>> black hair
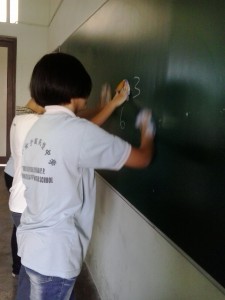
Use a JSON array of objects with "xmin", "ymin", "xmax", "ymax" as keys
[{"xmin": 30, "ymin": 53, "xmax": 92, "ymax": 106}]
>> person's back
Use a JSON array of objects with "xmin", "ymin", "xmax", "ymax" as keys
[
  {"xmin": 16, "ymin": 52, "xmax": 154, "ymax": 300},
  {"xmin": 20, "ymin": 104, "xmax": 131, "ymax": 279}
]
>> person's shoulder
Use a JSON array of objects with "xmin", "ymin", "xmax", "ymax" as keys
[
  {"xmin": 76, "ymin": 116, "xmax": 101, "ymax": 130},
  {"xmin": 66, "ymin": 116, "xmax": 100, "ymax": 136},
  {"xmin": 12, "ymin": 113, "xmax": 39, "ymax": 126},
  {"xmin": 67, "ymin": 115, "xmax": 90, "ymax": 126}
]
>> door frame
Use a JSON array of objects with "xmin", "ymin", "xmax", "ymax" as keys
[{"xmin": 0, "ymin": 36, "xmax": 17, "ymax": 164}]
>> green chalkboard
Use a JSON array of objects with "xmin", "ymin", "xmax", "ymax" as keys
[{"xmin": 61, "ymin": 0, "xmax": 225, "ymax": 290}]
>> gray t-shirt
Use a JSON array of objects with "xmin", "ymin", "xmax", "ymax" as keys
[{"xmin": 17, "ymin": 105, "xmax": 131, "ymax": 279}]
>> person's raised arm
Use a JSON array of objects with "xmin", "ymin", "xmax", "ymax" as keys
[
  {"xmin": 90, "ymin": 79, "xmax": 130, "ymax": 126},
  {"xmin": 78, "ymin": 80, "xmax": 130, "ymax": 126},
  {"xmin": 125, "ymin": 109, "xmax": 155, "ymax": 168}
]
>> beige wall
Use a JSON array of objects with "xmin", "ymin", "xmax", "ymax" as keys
[
  {"xmin": 0, "ymin": 22, "xmax": 48, "ymax": 106},
  {"xmin": 48, "ymin": 0, "xmax": 107, "ymax": 51},
  {"xmin": 87, "ymin": 175, "xmax": 225, "ymax": 300}
]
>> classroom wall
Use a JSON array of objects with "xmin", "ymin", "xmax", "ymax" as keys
[{"xmin": 48, "ymin": 1, "xmax": 225, "ymax": 299}]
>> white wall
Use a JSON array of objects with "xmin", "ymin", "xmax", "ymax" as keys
[
  {"xmin": 0, "ymin": 22, "xmax": 48, "ymax": 106},
  {"xmin": 47, "ymin": 1, "xmax": 225, "ymax": 300},
  {"xmin": 48, "ymin": 0, "xmax": 107, "ymax": 51},
  {"xmin": 86, "ymin": 175, "xmax": 225, "ymax": 300}
]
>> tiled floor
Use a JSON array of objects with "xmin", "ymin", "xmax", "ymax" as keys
[{"xmin": 0, "ymin": 167, "xmax": 100, "ymax": 300}]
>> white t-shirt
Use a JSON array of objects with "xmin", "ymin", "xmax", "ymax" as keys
[
  {"xmin": 4, "ymin": 106, "xmax": 36, "ymax": 178},
  {"xmin": 17, "ymin": 105, "xmax": 131, "ymax": 279},
  {"xmin": 4, "ymin": 155, "xmax": 14, "ymax": 177},
  {"xmin": 9, "ymin": 114, "xmax": 39, "ymax": 213}
]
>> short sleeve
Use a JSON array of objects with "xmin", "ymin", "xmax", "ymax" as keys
[
  {"xmin": 4, "ymin": 156, "xmax": 14, "ymax": 176},
  {"xmin": 78, "ymin": 122, "xmax": 131, "ymax": 170}
]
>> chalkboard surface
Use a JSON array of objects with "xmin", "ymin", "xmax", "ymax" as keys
[{"xmin": 61, "ymin": 0, "xmax": 225, "ymax": 290}]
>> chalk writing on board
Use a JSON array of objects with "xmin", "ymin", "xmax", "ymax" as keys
[
  {"xmin": 120, "ymin": 106, "xmax": 126, "ymax": 129},
  {"xmin": 133, "ymin": 76, "xmax": 141, "ymax": 99},
  {"xmin": 119, "ymin": 76, "xmax": 141, "ymax": 129}
]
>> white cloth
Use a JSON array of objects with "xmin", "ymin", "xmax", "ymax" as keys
[
  {"xmin": 17, "ymin": 105, "xmax": 131, "ymax": 279},
  {"xmin": 9, "ymin": 114, "xmax": 39, "ymax": 213}
]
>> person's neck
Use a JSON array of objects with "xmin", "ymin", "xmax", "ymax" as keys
[
  {"xmin": 63, "ymin": 98, "xmax": 85, "ymax": 115},
  {"xmin": 62, "ymin": 102, "xmax": 76, "ymax": 113},
  {"xmin": 26, "ymin": 99, "xmax": 45, "ymax": 114}
]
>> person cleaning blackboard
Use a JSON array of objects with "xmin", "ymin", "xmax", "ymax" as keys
[
  {"xmin": 5, "ymin": 80, "xmax": 123, "ymax": 283},
  {"xmin": 16, "ymin": 52, "xmax": 155, "ymax": 300},
  {"xmin": 8, "ymin": 81, "xmax": 135, "ymax": 300}
]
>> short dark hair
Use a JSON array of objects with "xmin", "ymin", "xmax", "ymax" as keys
[{"xmin": 30, "ymin": 53, "xmax": 92, "ymax": 106}]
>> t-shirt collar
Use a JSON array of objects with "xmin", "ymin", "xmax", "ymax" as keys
[{"xmin": 45, "ymin": 105, "xmax": 75, "ymax": 117}]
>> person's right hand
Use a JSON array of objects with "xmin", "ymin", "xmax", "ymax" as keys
[{"xmin": 112, "ymin": 79, "xmax": 130, "ymax": 107}]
